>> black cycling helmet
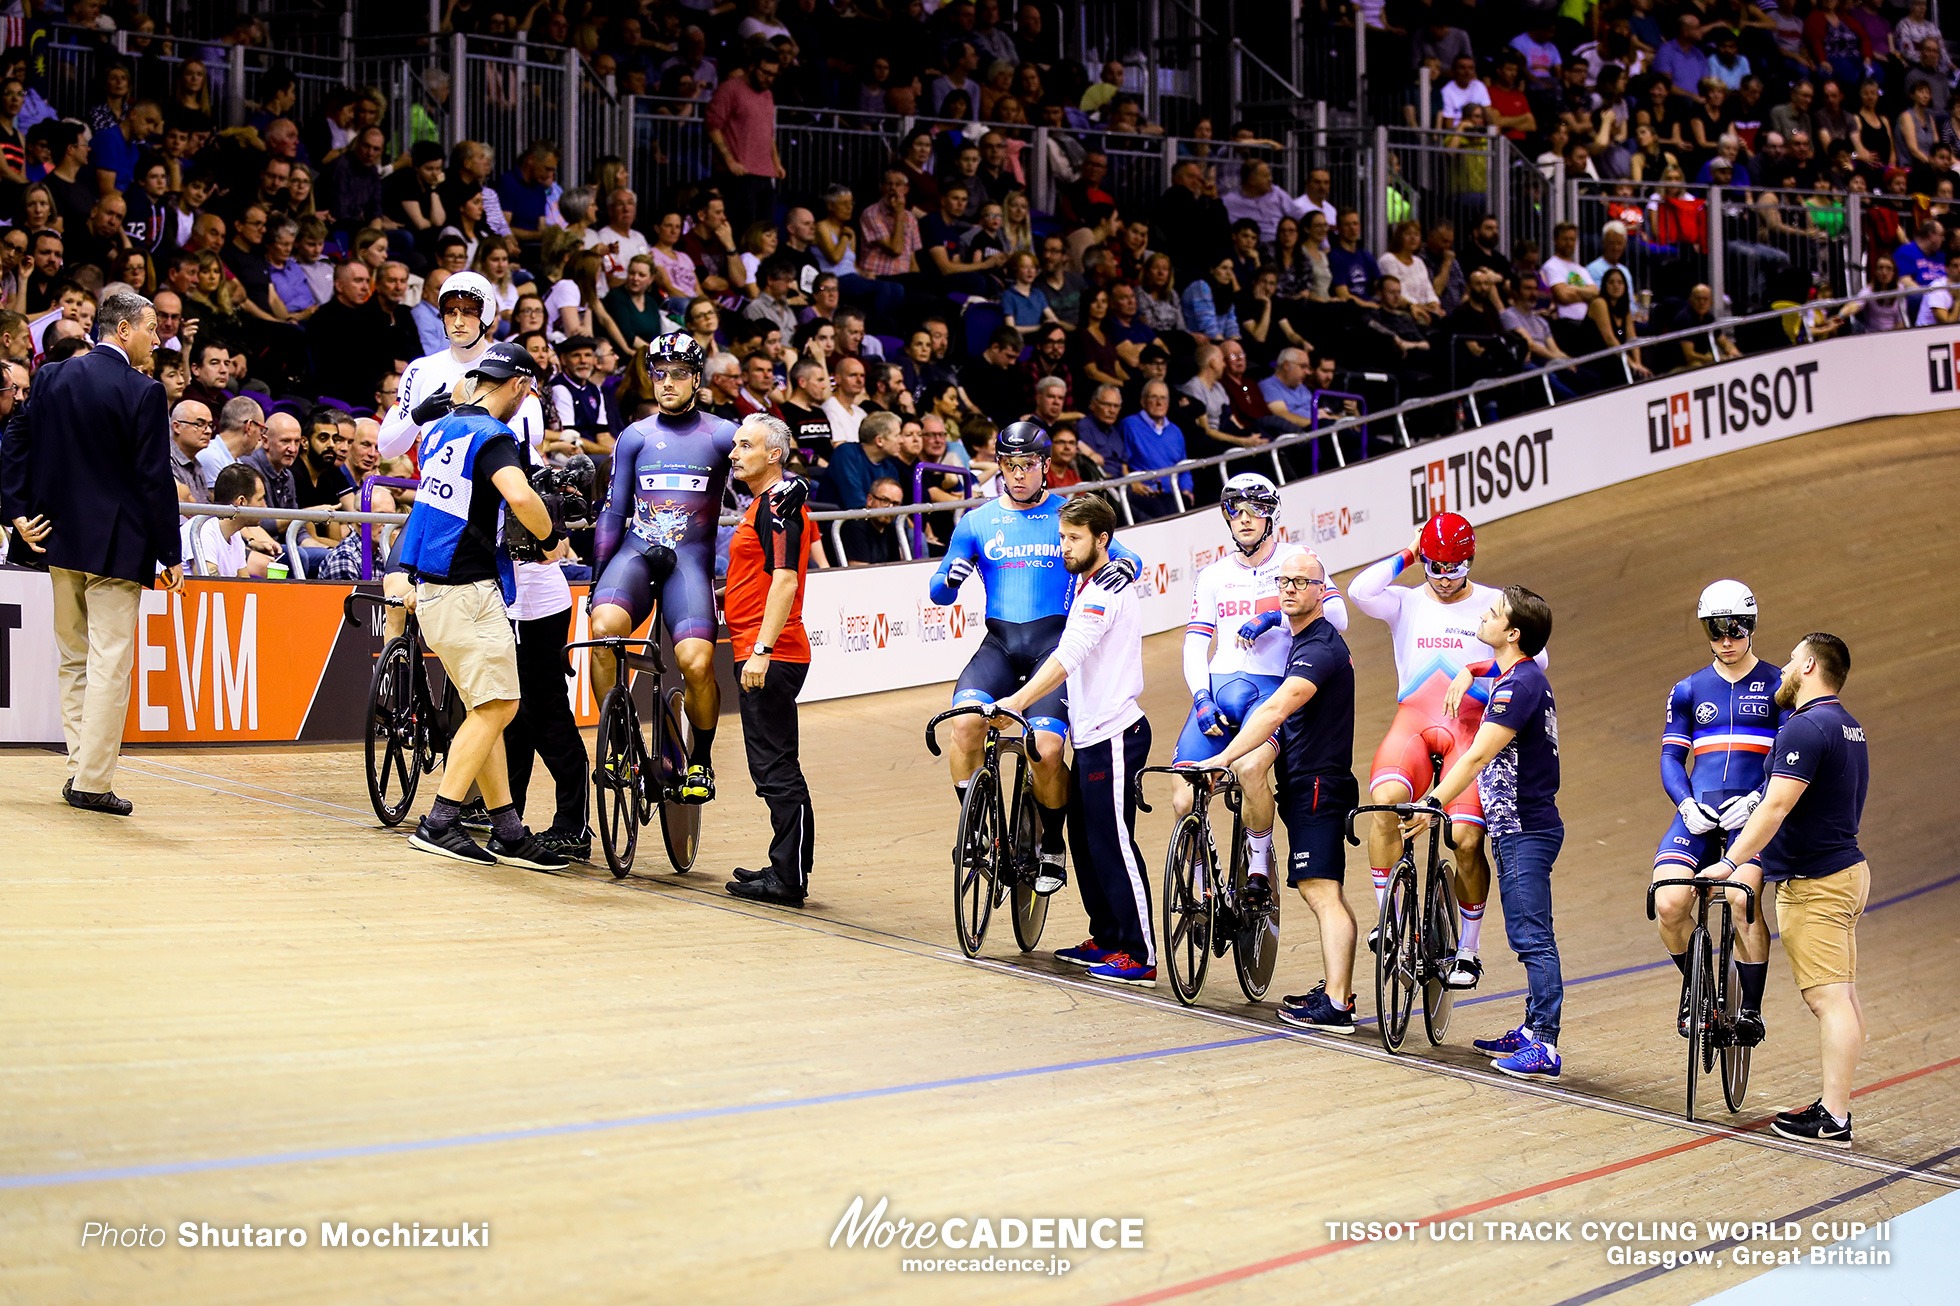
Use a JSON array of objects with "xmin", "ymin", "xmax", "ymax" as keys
[
  {"xmin": 465, "ymin": 341, "xmax": 543, "ymax": 385},
  {"xmin": 996, "ymin": 420, "xmax": 1051, "ymax": 458},
  {"xmin": 648, "ymin": 329, "xmax": 707, "ymax": 372}
]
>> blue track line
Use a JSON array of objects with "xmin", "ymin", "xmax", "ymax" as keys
[{"xmin": 0, "ymin": 1034, "xmax": 1279, "ymax": 1191}]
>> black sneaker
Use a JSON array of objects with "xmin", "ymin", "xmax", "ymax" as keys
[
  {"xmin": 458, "ymin": 799, "xmax": 493, "ymax": 832},
  {"xmin": 1281, "ymin": 981, "xmax": 1327, "ymax": 1007},
  {"xmin": 1731, "ymin": 1008, "xmax": 1766, "ymax": 1048},
  {"xmin": 488, "ymin": 830, "xmax": 570, "ymax": 871},
  {"xmin": 731, "ymin": 866, "xmax": 767, "ymax": 883},
  {"xmin": 1771, "ymin": 1100, "xmax": 1852, "ymax": 1148},
  {"xmin": 726, "ymin": 873, "xmax": 805, "ymax": 906},
  {"xmin": 1242, "ymin": 872, "xmax": 1273, "ymax": 911},
  {"xmin": 409, "ymin": 817, "xmax": 496, "ymax": 865},
  {"xmin": 1277, "ymin": 988, "xmax": 1357, "ymax": 1034},
  {"xmin": 537, "ymin": 827, "xmax": 591, "ymax": 863}
]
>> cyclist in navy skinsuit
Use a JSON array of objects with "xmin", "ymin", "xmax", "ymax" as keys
[{"xmin": 589, "ymin": 332, "xmax": 737, "ymax": 804}]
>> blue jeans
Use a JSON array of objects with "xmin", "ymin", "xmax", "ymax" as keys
[{"xmin": 1492, "ymin": 827, "xmax": 1565, "ymax": 1045}]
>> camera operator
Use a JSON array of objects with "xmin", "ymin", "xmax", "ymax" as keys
[
  {"xmin": 395, "ymin": 342, "xmax": 567, "ymax": 872},
  {"xmin": 503, "ymin": 454, "xmax": 597, "ymax": 862}
]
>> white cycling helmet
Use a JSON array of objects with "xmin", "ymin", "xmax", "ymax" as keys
[
  {"xmin": 1697, "ymin": 579, "xmax": 1757, "ymax": 639},
  {"xmin": 1220, "ymin": 471, "xmax": 1281, "ymax": 555},
  {"xmin": 437, "ymin": 270, "xmax": 499, "ymax": 333}
]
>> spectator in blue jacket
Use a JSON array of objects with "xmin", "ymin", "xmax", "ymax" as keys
[
  {"xmin": 1181, "ymin": 255, "xmax": 1241, "ymax": 342},
  {"xmin": 1116, "ymin": 378, "xmax": 1189, "ymax": 519}
]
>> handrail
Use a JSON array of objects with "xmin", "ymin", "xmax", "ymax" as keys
[
  {"xmin": 358, "ymin": 475, "xmax": 418, "ymax": 581},
  {"xmin": 910, "ymin": 461, "xmax": 974, "ymax": 558},
  {"xmin": 169, "ymin": 286, "xmax": 1916, "ymax": 553}
]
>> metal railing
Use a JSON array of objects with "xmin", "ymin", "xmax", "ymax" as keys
[{"xmin": 164, "ymin": 285, "xmax": 1923, "ymax": 579}]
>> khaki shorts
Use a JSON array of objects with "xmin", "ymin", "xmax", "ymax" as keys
[
  {"xmin": 415, "ymin": 580, "xmax": 520, "ymax": 709},
  {"xmin": 1776, "ymin": 863, "xmax": 1870, "ymax": 991}
]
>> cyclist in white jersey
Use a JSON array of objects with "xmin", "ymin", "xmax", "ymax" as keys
[
  {"xmin": 1347, "ymin": 512, "xmax": 1545, "ymax": 989},
  {"xmin": 1172, "ymin": 473, "xmax": 1348, "ymax": 895}
]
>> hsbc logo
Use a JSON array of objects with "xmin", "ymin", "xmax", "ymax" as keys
[
  {"xmin": 1312, "ymin": 505, "xmax": 1367, "ymax": 544},
  {"xmin": 1411, "ymin": 430, "xmax": 1553, "ymax": 524},
  {"xmin": 1929, "ymin": 342, "xmax": 1960, "ymax": 392},
  {"xmin": 1647, "ymin": 361, "xmax": 1819, "ymax": 452}
]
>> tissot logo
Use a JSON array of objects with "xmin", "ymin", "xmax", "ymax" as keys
[
  {"xmin": 1646, "ymin": 361, "xmax": 1819, "ymax": 452},
  {"xmin": 1410, "ymin": 430, "xmax": 1553, "ymax": 524},
  {"xmin": 1928, "ymin": 342, "xmax": 1960, "ymax": 392}
]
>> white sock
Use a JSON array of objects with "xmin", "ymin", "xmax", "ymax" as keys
[
  {"xmin": 1247, "ymin": 826, "xmax": 1273, "ymax": 879},
  {"xmin": 1371, "ymin": 866, "xmax": 1389, "ymax": 909},
  {"xmin": 1829, "ymin": 1107, "xmax": 1849, "ymax": 1127},
  {"xmin": 1458, "ymin": 900, "xmax": 1485, "ymax": 958},
  {"xmin": 1539, "ymin": 1040, "xmax": 1558, "ymax": 1060}
]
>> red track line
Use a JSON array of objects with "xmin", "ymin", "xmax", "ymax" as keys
[{"xmin": 1101, "ymin": 1053, "xmax": 1960, "ymax": 1306}]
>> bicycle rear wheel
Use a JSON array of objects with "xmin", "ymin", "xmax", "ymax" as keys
[
  {"xmin": 952, "ymin": 769, "xmax": 998, "ymax": 957},
  {"xmin": 1375, "ymin": 861, "xmax": 1419, "ymax": 1053},
  {"xmin": 593, "ymin": 685, "xmax": 642, "ymax": 878},
  {"xmin": 1160, "ymin": 815, "xmax": 1214, "ymax": 1005},
  {"xmin": 1685, "ymin": 926, "xmax": 1711, "ymax": 1120},
  {"xmin": 658, "ymin": 687, "xmax": 700, "ymax": 874},
  {"xmin": 1008, "ymin": 780, "xmax": 1048, "ymax": 952},
  {"xmin": 363, "ymin": 636, "xmax": 420, "ymax": 826},
  {"xmin": 1422, "ymin": 859, "xmax": 1461, "ymax": 1046},
  {"xmin": 1232, "ymin": 819, "xmax": 1280, "ymax": 1003}
]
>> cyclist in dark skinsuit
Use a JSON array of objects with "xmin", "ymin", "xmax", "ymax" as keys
[{"xmin": 590, "ymin": 332, "xmax": 737, "ymax": 802}]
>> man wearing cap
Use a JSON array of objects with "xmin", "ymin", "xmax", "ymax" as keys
[{"xmin": 396, "ymin": 342, "xmax": 566, "ymax": 871}]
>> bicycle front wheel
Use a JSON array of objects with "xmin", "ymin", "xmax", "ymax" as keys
[
  {"xmin": 593, "ymin": 685, "xmax": 642, "ymax": 878},
  {"xmin": 1720, "ymin": 922, "xmax": 1752, "ymax": 1112},
  {"xmin": 1422, "ymin": 859, "xmax": 1461, "ymax": 1045},
  {"xmin": 363, "ymin": 636, "xmax": 420, "ymax": 826},
  {"xmin": 1007, "ymin": 781, "xmax": 1048, "ymax": 952},
  {"xmin": 1685, "ymin": 926, "xmax": 1711, "ymax": 1121},
  {"xmin": 1161, "ymin": 815, "xmax": 1214, "ymax": 1005},
  {"xmin": 952, "ymin": 769, "xmax": 998, "ymax": 957},
  {"xmin": 1375, "ymin": 861, "xmax": 1419, "ymax": 1053}
]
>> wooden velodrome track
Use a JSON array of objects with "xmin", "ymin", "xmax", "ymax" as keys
[{"xmin": 4, "ymin": 412, "xmax": 1958, "ymax": 1305}]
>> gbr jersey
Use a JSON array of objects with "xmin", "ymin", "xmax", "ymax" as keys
[{"xmin": 1182, "ymin": 543, "xmax": 1348, "ymax": 692}]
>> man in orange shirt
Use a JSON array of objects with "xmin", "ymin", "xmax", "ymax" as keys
[{"xmin": 723, "ymin": 412, "xmax": 817, "ymax": 906}]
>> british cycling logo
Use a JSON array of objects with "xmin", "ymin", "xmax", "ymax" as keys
[
  {"xmin": 1927, "ymin": 341, "xmax": 1960, "ymax": 392},
  {"xmin": 1312, "ymin": 504, "xmax": 1368, "ymax": 544},
  {"xmin": 838, "ymin": 610, "xmax": 903, "ymax": 654},
  {"xmin": 1411, "ymin": 430, "xmax": 1553, "ymax": 525},
  {"xmin": 1645, "ymin": 361, "xmax": 1819, "ymax": 453}
]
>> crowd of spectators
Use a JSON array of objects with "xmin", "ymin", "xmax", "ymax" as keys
[{"xmin": 3, "ymin": 0, "xmax": 1957, "ymax": 574}]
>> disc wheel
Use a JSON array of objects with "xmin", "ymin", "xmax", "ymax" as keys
[
  {"xmin": 363, "ymin": 637, "xmax": 420, "ymax": 826},
  {"xmin": 1232, "ymin": 822, "xmax": 1280, "ymax": 1003},
  {"xmin": 1720, "ymin": 940, "xmax": 1752, "ymax": 1112},
  {"xmin": 1160, "ymin": 815, "xmax": 1214, "ymax": 1006},
  {"xmin": 593, "ymin": 685, "xmax": 642, "ymax": 879},
  {"xmin": 1375, "ymin": 861, "xmax": 1419, "ymax": 1053},
  {"xmin": 1685, "ymin": 928, "xmax": 1710, "ymax": 1120},
  {"xmin": 658, "ymin": 687, "xmax": 700, "ymax": 874},
  {"xmin": 952, "ymin": 769, "xmax": 998, "ymax": 957},
  {"xmin": 1422, "ymin": 860, "xmax": 1461, "ymax": 1045},
  {"xmin": 1008, "ymin": 782, "xmax": 1048, "ymax": 953}
]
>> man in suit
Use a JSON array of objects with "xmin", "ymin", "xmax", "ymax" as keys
[{"xmin": 1, "ymin": 289, "xmax": 184, "ymax": 815}]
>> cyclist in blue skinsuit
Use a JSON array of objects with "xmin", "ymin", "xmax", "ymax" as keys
[
  {"xmin": 590, "ymin": 332, "xmax": 737, "ymax": 803},
  {"xmin": 1649, "ymin": 580, "xmax": 1784, "ymax": 1049},
  {"xmin": 929, "ymin": 421, "xmax": 1140, "ymax": 896}
]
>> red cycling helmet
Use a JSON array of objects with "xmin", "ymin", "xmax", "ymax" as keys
[{"xmin": 1419, "ymin": 512, "xmax": 1475, "ymax": 564}]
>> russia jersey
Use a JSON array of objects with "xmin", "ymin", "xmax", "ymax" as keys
[
  {"xmin": 927, "ymin": 494, "xmax": 1142, "ymax": 624},
  {"xmin": 1183, "ymin": 543, "xmax": 1349, "ymax": 690},
  {"xmin": 594, "ymin": 408, "xmax": 738, "ymax": 568},
  {"xmin": 1660, "ymin": 660, "xmax": 1785, "ymax": 805},
  {"xmin": 1348, "ymin": 550, "xmax": 1511, "ymax": 708}
]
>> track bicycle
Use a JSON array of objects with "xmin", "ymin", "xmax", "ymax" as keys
[
  {"xmin": 564, "ymin": 636, "xmax": 699, "ymax": 879},
  {"xmin": 1134, "ymin": 765, "xmax": 1281, "ymax": 1006},
  {"xmin": 1647, "ymin": 834, "xmax": 1757, "ymax": 1120},
  {"xmin": 1349, "ymin": 785, "xmax": 1460, "ymax": 1053},
  {"xmin": 343, "ymin": 592, "xmax": 457, "ymax": 826},
  {"xmin": 924, "ymin": 704, "xmax": 1049, "ymax": 958}
]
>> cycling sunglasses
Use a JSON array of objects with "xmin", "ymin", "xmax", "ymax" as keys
[
  {"xmin": 1422, "ymin": 557, "xmax": 1470, "ymax": 580},
  {"xmin": 648, "ymin": 365, "xmax": 698, "ymax": 382},
  {"xmin": 998, "ymin": 454, "xmax": 1045, "ymax": 474},
  {"xmin": 1702, "ymin": 616, "xmax": 1756, "ymax": 640}
]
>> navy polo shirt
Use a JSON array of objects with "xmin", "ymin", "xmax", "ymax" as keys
[
  {"xmin": 1478, "ymin": 657, "xmax": 1562, "ymax": 836},
  {"xmin": 1760, "ymin": 696, "xmax": 1868, "ymax": 882},
  {"xmin": 1275, "ymin": 615, "xmax": 1355, "ymax": 779}
]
